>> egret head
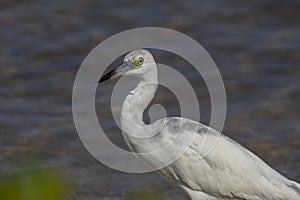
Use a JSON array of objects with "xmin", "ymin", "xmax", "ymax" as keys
[{"xmin": 99, "ymin": 49, "xmax": 156, "ymax": 82}]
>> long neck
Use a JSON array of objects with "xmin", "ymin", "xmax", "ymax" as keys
[{"xmin": 120, "ymin": 67, "xmax": 158, "ymax": 138}]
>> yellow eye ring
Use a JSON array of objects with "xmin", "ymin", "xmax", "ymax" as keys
[{"xmin": 134, "ymin": 57, "xmax": 144, "ymax": 67}]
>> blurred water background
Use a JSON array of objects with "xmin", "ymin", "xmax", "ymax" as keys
[{"xmin": 0, "ymin": 0, "xmax": 299, "ymax": 199}]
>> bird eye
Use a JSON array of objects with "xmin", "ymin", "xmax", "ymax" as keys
[{"xmin": 134, "ymin": 57, "xmax": 144, "ymax": 67}]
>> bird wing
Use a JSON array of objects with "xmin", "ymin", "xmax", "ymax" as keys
[{"xmin": 158, "ymin": 117, "xmax": 300, "ymax": 200}]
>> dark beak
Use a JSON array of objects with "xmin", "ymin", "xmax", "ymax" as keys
[
  {"xmin": 99, "ymin": 62, "xmax": 132, "ymax": 83},
  {"xmin": 99, "ymin": 69, "xmax": 117, "ymax": 83}
]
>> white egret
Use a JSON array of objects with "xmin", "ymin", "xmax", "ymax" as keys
[{"xmin": 99, "ymin": 49, "xmax": 300, "ymax": 200}]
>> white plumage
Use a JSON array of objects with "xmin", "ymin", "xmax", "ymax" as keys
[{"xmin": 99, "ymin": 49, "xmax": 300, "ymax": 200}]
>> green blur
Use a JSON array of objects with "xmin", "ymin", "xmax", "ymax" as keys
[{"xmin": 0, "ymin": 168, "xmax": 69, "ymax": 200}]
